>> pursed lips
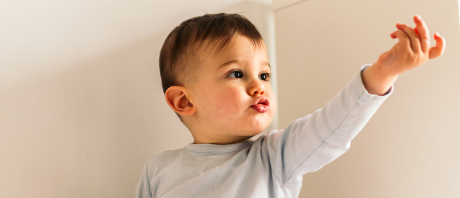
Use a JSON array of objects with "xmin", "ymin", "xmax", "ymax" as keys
[{"xmin": 250, "ymin": 97, "xmax": 269, "ymax": 113}]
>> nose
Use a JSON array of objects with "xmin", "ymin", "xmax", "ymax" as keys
[{"xmin": 248, "ymin": 79, "xmax": 265, "ymax": 96}]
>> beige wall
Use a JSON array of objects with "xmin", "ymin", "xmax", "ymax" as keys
[
  {"xmin": 0, "ymin": 1, "xmax": 274, "ymax": 198},
  {"xmin": 274, "ymin": 0, "xmax": 460, "ymax": 197}
]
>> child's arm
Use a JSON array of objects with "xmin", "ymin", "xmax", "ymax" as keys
[
  {"xmin": 266, "ymin": 64, "xmax": 388, "ymax": 185},
  {"xmin": 264, "ymin": 15, "xmax": 445, "ymax": 186},
  {"xmin": 361, "ymin": 15, "xmax": 445, "ymax": 96}
]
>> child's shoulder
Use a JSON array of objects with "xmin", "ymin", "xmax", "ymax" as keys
[{"xmin": 145, "ymin": 147, "xmax": 184, "ymax": 171}]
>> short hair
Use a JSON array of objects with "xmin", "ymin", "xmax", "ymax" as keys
[{"xmin": 159, "ymin": 12, "xmax": 265, "ymax": 122}]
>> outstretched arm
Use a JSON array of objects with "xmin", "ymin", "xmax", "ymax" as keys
[{"xmin": 362, "ymin": 15, "xmax": 446, "ymax": 96}]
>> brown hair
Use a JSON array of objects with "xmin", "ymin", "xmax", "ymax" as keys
[{"xmin": 159, "ymin": 12, "xmax": 265, "ymax": 121}]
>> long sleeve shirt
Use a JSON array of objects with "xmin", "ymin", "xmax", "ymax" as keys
[{"xmin": 136, "ymin": 64, "xmax": 393, "ymax": 198}]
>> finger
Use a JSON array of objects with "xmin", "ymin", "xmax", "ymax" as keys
[
  {"xmin": 390, "ymin": 30, "xmax": 399, "ymax": 39},
  {"xmin": 429, "ymin": 33, "xmax": 446, "ymax": 59},
  {"xmin": 413, "ymin": 15, "xmax": 430, "ymax": 53},
  {"xmin": 392, "ymin": 30, "xmax": 412, "ymax": 52},
  {"xmin": 396, "ymin": 23, "xmax": 422, "ymax": 54}
]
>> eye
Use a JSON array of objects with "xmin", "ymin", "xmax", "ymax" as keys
[
  {"xmin": 227, "ymin": 70, "xmax": 243, "ymax": 78},
  {"xmin": 260, "ymin": 73, "xmax": 271, "ymax": 81}
]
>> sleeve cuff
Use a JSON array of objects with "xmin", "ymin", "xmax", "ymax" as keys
[
  {"xmin": 359, "ymin": 64, "xmax": 394, "ymax": 97},
  {"xmin": 350, "ymin": 64, "xmax": 394, "ymax": 102}
]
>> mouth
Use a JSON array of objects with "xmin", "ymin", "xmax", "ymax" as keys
[{"xmin": 250, "ymin": 97, "xmax": 269, "ymax": 113}]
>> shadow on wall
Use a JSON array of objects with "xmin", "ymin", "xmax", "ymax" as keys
[{"xmin": 0, "ymin": 30, "xmax": 193, "ymax": 198}]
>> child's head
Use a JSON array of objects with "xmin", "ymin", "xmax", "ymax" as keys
[{"xmin": 160, "ymin": 13, "xmax": 276, "ymax": 144}]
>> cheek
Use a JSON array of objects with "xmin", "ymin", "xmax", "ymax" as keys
[
  {"xmin": 203, "ymin": 86, "xmax": 246, "ymax": 118},
  {"xmin": 215, "ymin": 88, "xmax": 245, "ymax": 115}
]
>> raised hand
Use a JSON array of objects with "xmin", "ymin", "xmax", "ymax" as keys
[{"xmin": 376, "ymin": 15, "xmax": 446, "ymax": 77}]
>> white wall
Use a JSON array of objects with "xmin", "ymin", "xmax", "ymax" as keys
[
  {"xmin": 0, "ymin": 1, "xmax": 274, "ymax": 197},
  {"xmin": 274, "ymin": 0, "xmax": 460, "ymax": 197}
]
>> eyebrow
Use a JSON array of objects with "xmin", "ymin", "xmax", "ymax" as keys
[{"xmin": 218, "ymin": 60, "xmax": 271, "ymax": 70}]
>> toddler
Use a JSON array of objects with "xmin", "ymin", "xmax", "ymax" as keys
[{"xmin": 136, "ymin": 13, "xmax": 445, "ymax": 198}]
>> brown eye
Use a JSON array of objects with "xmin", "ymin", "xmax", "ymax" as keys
[
  {"xmin": 228, "ymin": 71, "xmax": 243, "ymax": 78},
  {"xmin": 260, "ymin": 73, "xmax": 270, "ymax": 81}
]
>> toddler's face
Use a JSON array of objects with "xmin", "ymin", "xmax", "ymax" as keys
[{"xmin": 187, "ymin": 34, "xmax": 276, "ymax": 144}]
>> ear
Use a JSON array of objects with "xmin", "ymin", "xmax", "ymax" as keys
[{"xmin": 165, "ymin": 86, "xmax": 196, "ymax": 116}]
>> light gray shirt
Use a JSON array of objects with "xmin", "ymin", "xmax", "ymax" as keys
[{"xmin": 136, "ymin": 64, "xmax": 393, "ymax": 198}]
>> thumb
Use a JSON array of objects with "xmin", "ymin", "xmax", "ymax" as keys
[{"xmin": 429, "ymin": 33, "xmax": 446, "ymax": 59}]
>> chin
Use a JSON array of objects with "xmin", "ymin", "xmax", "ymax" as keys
[
  {"xmin": 247, "ymin": 123, "xmax": 269, "ymax": 136},
  {"xmin": 250, "ymin": 130, "xmax": 263, "ymax": 136},
  {"xmin": 239, "ymin": 113, "xmax": 273, "ymax": 135}
]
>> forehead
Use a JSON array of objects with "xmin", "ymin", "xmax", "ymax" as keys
[{"xmin": 198, "ymin": 35, "xmax": 268, "ymax": 68}]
